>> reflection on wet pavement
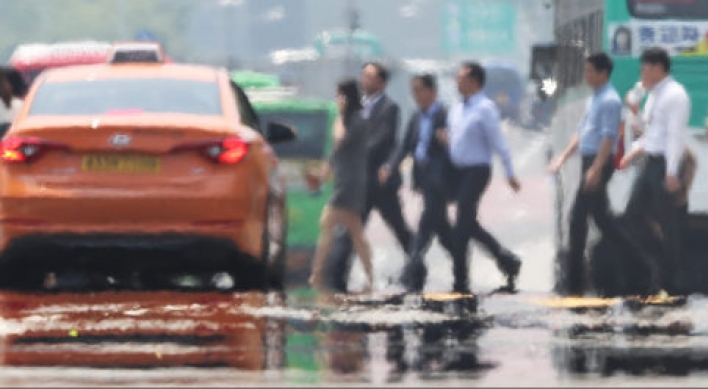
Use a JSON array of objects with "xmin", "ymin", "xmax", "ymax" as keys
[
  {"xmin": 0, "ymin": 289, "xmax": 493, "ymax": 386},
  {"xmin": 0, "ymin": 291, "xmax": 269, "ymax": 369},
  {"xmin": 538, "ymin": 295, "xmax": 708, "ymax": 381},
  {"xmin": 3, "ymin": 289, "xmax": 708, "ymax": 385}
]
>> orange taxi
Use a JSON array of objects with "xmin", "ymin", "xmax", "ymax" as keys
[{"xmin": 0, "ymin": 46, "xmax": 294, "ymax": 291}]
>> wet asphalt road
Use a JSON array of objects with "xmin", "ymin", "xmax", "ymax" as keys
[{"xmin": 2, "ymin": 124, "xmax": 708, "ymax": 387}]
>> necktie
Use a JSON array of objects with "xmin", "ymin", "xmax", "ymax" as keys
[{"xmin": 362, "ymin": 97, "xmax": 374, "ymax": 119}]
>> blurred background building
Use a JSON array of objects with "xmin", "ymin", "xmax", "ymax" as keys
[
  {"xmin": 183, "ymin": 0, "xmax": 555, "ymax": 73},
  {"xmin": 0, "ymin": 0, "xmax": 558, "ymax": 127}
]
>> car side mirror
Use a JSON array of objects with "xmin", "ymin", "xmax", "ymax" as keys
[{"xmin": 266, "ymin": 121, "xmax": 297, "ymax": 143}]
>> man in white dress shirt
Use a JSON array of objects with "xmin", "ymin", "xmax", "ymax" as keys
[{"xmin": 619, "ymin": 47, "xmax": 691, "ymax": 294}]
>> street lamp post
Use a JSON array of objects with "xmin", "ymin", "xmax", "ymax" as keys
[
  {"xmin": 345, "ymin": 0, "xmax": 361, "ymax": 76},
  {"xmin": 219, "ymin": 0, "xmax": 244, "ymax": 69}
]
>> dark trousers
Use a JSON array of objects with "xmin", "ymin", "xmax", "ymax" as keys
[
  {"xmin": 625, "ymin": 155, "xmax": 680, "ymax": 290},
  {"xmin": 325, "ymin": 177, "xmax": 412, "ymax": 285},
  {"xmin": 411, "ymin": 168, "xmax": 455, "ymax": 259},
  {"xmin": 451, "ymin": 165, "xmax": 514, "ymax": 292},
  {"xmin": 400, "ymin": 167, "xmax": 455, "ymax": 290},
  {"xmin": 567, "ymin": 155, "xmax": 658, "ymax": 293},
  {"xmin": 361, "ymin": 179, "xmax": 413, "ymax": 250}
]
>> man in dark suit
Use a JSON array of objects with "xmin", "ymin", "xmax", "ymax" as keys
[
  {"xmin": 324, "ymin": 62, "xmax": 413, "ymax": 291},
  {"xmin": 379, "ymin": 74, "xmax": 454, "ymax": 292}
]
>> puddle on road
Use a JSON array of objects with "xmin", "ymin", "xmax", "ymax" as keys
[
  {"xmin": 0, "ymin": 289, "xmax": 493, "ymax": 386},
  {"xmin": 1, "ymin": 289, "xmax": 708, "ymax": 386}
]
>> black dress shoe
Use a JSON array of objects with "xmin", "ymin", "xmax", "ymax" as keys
[
  {"xmin": 453, "ymin": 280, "xmax": 471, "ymax": 294},
  {"xmin": 400, "ymin": 257, "xmax": 427, "ymax": 293},
  {"xmin": 502, "ymin": 254, "xmax": 522, "ymax": 291}
]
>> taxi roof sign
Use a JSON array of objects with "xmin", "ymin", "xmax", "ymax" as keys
[{"xmin": 108, "ymin": 42, "xmax": 164, "ymax": 64}]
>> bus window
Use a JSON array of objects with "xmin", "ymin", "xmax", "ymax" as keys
[
  {"xmin": 259, "ymin": 110, "xmax": 328, "ymax": 159},
  {"xmin": 628, "ymin": 0, "xmax": 708, "ymax": 19}
]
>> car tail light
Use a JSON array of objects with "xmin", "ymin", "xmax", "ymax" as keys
[
  {"xmin": 172, "ymin": 137, "xmax": 249, "ymax": 165},
  {"xmin": 0, "ymin": 137, "xmax": 69, "ymax": 164}
]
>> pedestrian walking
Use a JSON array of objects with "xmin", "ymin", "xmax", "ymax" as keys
[
  {"xmin": 624, "ymin": 77, "xmax": 697, "ymax": 221},
  {"xmin": 549, "ymin": 52, "xmax": 659, "ymax": 296},
  {"xmin": 619, "ymin": 47, "xmax": 693, "ymax": 294},
  {"xmin": 309, "ymin": 79, "xmax": 373, "ymax": 293},
  {"xmin": 437, "ymin": 62, "xmax": 522, "ymax": 294},
  {"xmin": 324, "ymin": 62, "xmax": 414, "ymax": 291},
  {"xmin": 379, "ymin": 74, "xmax": 455, "ymax": 293}
]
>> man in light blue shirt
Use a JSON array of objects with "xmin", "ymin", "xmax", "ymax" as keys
[
  {"xmin": 437, "ymin": 62, "xmax": 522, "ymax": 294},
  {"xmin": 447, "ymin": 91, "xmax": 516, "ymax": 179},
  {"xmin": 549, "ymin": 52, "xmax": 659, "ymax": 296}
]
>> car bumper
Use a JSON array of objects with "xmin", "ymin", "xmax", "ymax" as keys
[
  {"xmin": 0, "ymin": 195, "xmax": 266, "ymax": 258},
  {"xmin": 0, "ymin": 232, "xmax": 263, "ymax": 274}
]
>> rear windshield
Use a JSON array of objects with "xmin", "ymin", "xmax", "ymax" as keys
[{"xmin": 29, "ymin": 78, "xmax": 222, "ymax": 116}]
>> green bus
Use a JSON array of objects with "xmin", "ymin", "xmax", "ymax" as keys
[
  {"xmin": 606, "ymin": 0, "xmax": 708, "ymax": 133},
  {"xmin": 232, "ymin": 71, "xmax": 337, "ymax": 284}
]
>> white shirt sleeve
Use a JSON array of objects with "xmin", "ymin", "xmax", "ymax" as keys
[{"xmin": 665, "ymin": 89, "xmax": 690, "ymax": 177}]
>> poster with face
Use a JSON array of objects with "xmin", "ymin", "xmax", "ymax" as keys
[
  {"xmin": 609, "ymin": 22, "xmax": 708, "ymax": 57},
  {"xmin": 611, "ymin": 25, "xmax": 633, "ymax": 56}
]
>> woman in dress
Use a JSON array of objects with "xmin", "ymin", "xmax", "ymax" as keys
[{"xmin": 309, "ymin": 78, "xmax": 373, "ymax": 293}]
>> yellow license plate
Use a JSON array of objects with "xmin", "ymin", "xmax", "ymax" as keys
[{"xmin": 81, "ymin": 154, "xmax": 161, "ymax": 173}]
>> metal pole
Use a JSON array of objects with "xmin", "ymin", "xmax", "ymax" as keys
[
  {"xmin": 345, "ymin": 0, "xmax": 360, "ymax": 76},
  {"xmin": 219, "ymin": 0, "xmax": 242, "ymax": 69},
  {"xmin": 223, "ymin": 3, "xmax": 230, "ymax": 68}
]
